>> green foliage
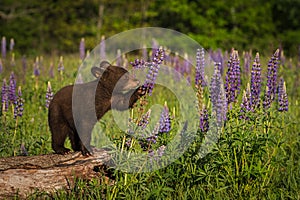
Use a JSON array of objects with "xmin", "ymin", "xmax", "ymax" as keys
[
  {"xmin": 0, "ymin": 47, "xmax": 299, "ymax": 199},
  {"xmin": 0, "ymin": 0, "xmax": 299, "ymax": 55}
]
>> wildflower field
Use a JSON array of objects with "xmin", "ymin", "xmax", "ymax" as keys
[{"xmin": 0, "ymin": 35, "xmax": 300, "ymax": 199}]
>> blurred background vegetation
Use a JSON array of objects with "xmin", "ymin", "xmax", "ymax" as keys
[{"xmin": 0, "ymin": 0, "xmax": 300, "ymax": 56}]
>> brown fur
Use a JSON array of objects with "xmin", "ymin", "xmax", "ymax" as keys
[{"xmin": 48, "ymin": 61, "xmax": 145, "ymax": 155}]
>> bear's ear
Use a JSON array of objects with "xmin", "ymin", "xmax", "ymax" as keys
[
  {"xmin": 91, "ymin": 66, "xmax": 104, "ymax": 78},
  {"xmin": 99, "ymin": 61, "xmax": 110, "ymax": 69},
  {"xmin": 91, "ymin": 61, "xmax": 111, "ymax": 78}
]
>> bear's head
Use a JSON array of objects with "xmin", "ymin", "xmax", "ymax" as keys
[{"xmin": 91, "ymin": 61, "xmax": 140, "ymax": 94}]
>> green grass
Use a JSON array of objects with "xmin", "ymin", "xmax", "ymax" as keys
[{"xmin": 0, "ymin": 51, "xmax": 299, "ymax": 199}]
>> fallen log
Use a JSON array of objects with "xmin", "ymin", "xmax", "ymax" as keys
[{"xmin": 0, "ymin": 148, "xmax": 111, "ymax": 199}]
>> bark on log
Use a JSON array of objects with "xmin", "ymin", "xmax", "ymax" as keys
[{"xmin": 0, "ymin": 148, "xmax": 111, "ymax": 199}]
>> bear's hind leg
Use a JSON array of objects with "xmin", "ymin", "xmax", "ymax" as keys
[{"xmin": 51, "ymin": 124, "xmax": 72, "ymax": 155}]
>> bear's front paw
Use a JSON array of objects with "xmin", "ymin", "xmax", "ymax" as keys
[
  {"xmin": 137, "ymin": 85, "xmax": 147, "ymax": 96},
  {"xmin": 54, "ymin": 147, "xmax": 71, "ymax": 155},
  {"xmin": 81, "ymin": 145, "xmax": 93, "ymax": 156}
]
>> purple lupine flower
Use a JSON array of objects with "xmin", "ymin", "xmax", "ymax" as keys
[
  {"xmin": 22, "ymin": 56, "xmax": 27, "ymax": 74},
  {"xmin": 100, "ymin": 35, "xmax": 106, "ymax": 59},
  {"xmin": 143, "ymin": 48, "xmax": 165, "ymax": 95},
  {"xmin": 199, "ymin": 105, "xmax": 209, "ymax": 132},
  {"xmin": 233, "ymin": 50, "xmax": 241, "ymax": 99},
  {"xmin": 173, "ymin": 52, "xmax": 180, "ymax": 72},
  {"xmin": 125, "ymin": 137, "xmax": 132, "ymax": 148},
  {"xmin": 183, "ymin": 53, "xmax": 191, "ymax": 75},
  {"xmin": 240, "ymin": 83, "xmax": 252, "ymax": 118},
  {"xmin": 14, "ymin": 86, "xmax": 24, "ymax": 118},
  {"xmin": 148, "ymin": 149, "xmax": 155, "ymax": 161},
  {"xmin": 211, "ymin": 62, "xmax": 227, "ymax": 125},
  {"xmin": 45, "ymin": 81, "xmax": 53, "ymax": 108},
  {"xmin": 9, "ymin": 72, "xmax": 17, "ymax": 103},
  {"xmin": 243, "ymin": 51, "xmax": 251, "ymax": 75},
  {"xmin": 79, "ymin": 38, "xmax": 85, "ymax": 60},
  {"xmin": 0, "ymin": 59, "xmax": 3, "ymax": 74},
  {"xmin": 216, "ymin": 49, "xmax": 224, "ymax": 75},
  {"xmin": 49, "ymin": 62, "xmax": 54, "ymax": 78},
  {"xmin": 159, "ymin": 103, "xmax": 171, "ymax": 133},
  {"xmin": 138, "ymin": 109, "xmax": 151, "ymax": 129},
  {"xmin": 130, "ymin": 58, "xmax": 146, "ymax": 69},
  {"xmin": 148, "ymin": 145, "xmax": 166, "ymax": 163},
  {"xmin": 151, "ymin": 38, "xmax": 158, "ymax": 60},
  {"xmin": 57, "ymin": 56, "xmax": 64, "ymax": 72},
  {"xmin": 263, "ymin": 85, "xmax": 272, "ymax": 109},
  {"xmin": 76, "ymin": 73, "xmax": 83, "ymax": 84},
  {"xmin": 250, "ymin": 53, "xmax": 262, "ymax": 109},
  {"xmin": 271, "ymin": 49, "xmax": 279, "ymax": 98},
  {"xmin": 210, "ymin": 49, "xmax": 224, "ymax": 75},
  {"xmin": 278, "ymin": 78, "xmax": 288, "ymax": 112},
  {"xmin": 139, "ymin": 123, "xmax": 160, "ymax": 151},
  {"xmin": 195, "ymin": 48, "xmax": 205, "ymax": 87},
  {"xmin": 116, "ymin": 49, "xmax": 122, "ymax": 66},
  {"xmin": 139, "ymin": 135, "xmax": 158, "ymax": 151},
  {"xmin": 10, "ymin": 53, "xmax": 15, "ymax": 67},
  {"xmin": 146, "ymin": 135, "xmax": 158, "ymax": 144},
  {"xmin": 216, "ymin": 88, "xmax": 227, "ymax": 125},
  {"xmin": 157, "ymin": 145, "xmax": 166, "ymax": 157},
  {"xmin": 164, "ymin": 49, "xmax": 171, "ymax": 65},
  {"xmin": 20, "ymin": 143, "xmax": 28, "ymax": 156},
  {"xmin": 263, "ymin": 49, "xmax": 279, "ymax": 109},
  {"xmin": 1, "ymin": 37, "xmax": 6, "ymax": 58},
  {"xmin": 225, "ymin": 49, "xmax": 241, "ymax": 105},
  {"xmin": 142, "ymin": 45, "xmax": 148, "ymax": 61},
  {"xmin": 9, "ymin": 38, "xmax": 15, "ymax": 52},
  {"xmin": 130, "ymin": 48, "xmax": 165, "ymax": 95},
  {"xmin": 266, "ymin": 49, "xmax": 279, "ymax": 99},
  {"xmin": 33, "ymin": 57, "xmax": 40, "ymax": 76},
  {"xmin": 210, "ymin": 62, "xmax": 222, "ymax": 107},
  {"xmin": 1, "ymin": 79, "xmax": 9, "ymax": 112}
]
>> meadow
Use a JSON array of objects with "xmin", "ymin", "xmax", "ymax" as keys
[{"xmin": 0, "ymin": 37, "xmax": 300, "ymax": 199}]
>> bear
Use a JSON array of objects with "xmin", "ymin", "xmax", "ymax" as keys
[{"xmin": 48, "ymin": 61, "xmax": 146, "ymax": 155}]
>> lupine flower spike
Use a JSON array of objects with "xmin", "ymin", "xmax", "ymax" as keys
[
  {"xmin": 79, "ymin": 38, "xmax": 85, "ymax": 60},
  {"xmin": 225, "ymin": 49, "xmax": 241, "ymax": 105},
  {"xmin": 199, "ymin": 105, "xmax": 209, "ymax": 132},
  {"xmin": 211, "ymin": 62, "xmax": 227, "ymax": 124},
  {"xmin": 116, "ymin": 49, "xmax": 122, "ymax": 66},
  {"xmin": 20, "ymin": 143, "xmax": 28, "ymax": 156},
  {"xmin": 240, "ymin": 83, "xmax": 252, "ymax": 119},
  {"xmin": 58, "ymin": 56, "xmax": 64, "ymax": 73},
  {"xmin": 49, "ymin": 62, "xmax": 54, "ymax": 78},
  {"xmin": 100, "ymin": 35, "xmax": 106, "ymax": 59},
  {"xmin": 250, "ymin": 53, "xmax": 261, "ymax": 109},
  {"xmin": 33, "ymin": 57, "xmax": 40, "ymax": 77},
  {"xmin": 14, "ymin": 86, "xmax": 24, "ymax": 119},
  {"xmin": 1, "ymin": 36, "xmax": 6, "ymax": 58},
  {"xmin": 9, "ymin": 38, "xmax": 15, "ymax": 52},
  {"xmin": 45, "ymin": 81, "xmax": 53, "ymax": 108},
  {"xmin": 22, "ymin": 56, "xmax": 27, "ymax": 75},
  {"xmin": 0, "ymin": 59, "xmax": 3, "ymax": 74},
  {"xmin": 143, "ymin": 48, "xmax": 165, "ymax": 95},
  {"xmin": 9, "ymin": 72, "xmax": 17, "ymax": 104},
  {"xmin": 1, "ymin": 79, "xmax": 9, "ymax": 112},
  {"xmin": 263, "ymin": 49, "xmax": 279, "ymax": 109},
  {"xmin": 159, "ymin": 102, "xmax": 171, "ymax": 133},
  {"xmin": 10, "ymin": 53, "xmax": 16, "ymax": 67},
  {"xmin": 137, "ymin": 109, "xmax": 151, "ymax": 129},
  {"xmin": 278, "ymin": 78, "xmax": 288, "ymax": 112},
  {"xmin": 195, "ymin": 48, "xmax": 205, "ymax": 87}
]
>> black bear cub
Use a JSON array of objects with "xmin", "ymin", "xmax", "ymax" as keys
[{"xmin": 48, "ymin": 61, "xmax": 145, "ymax": 155}]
